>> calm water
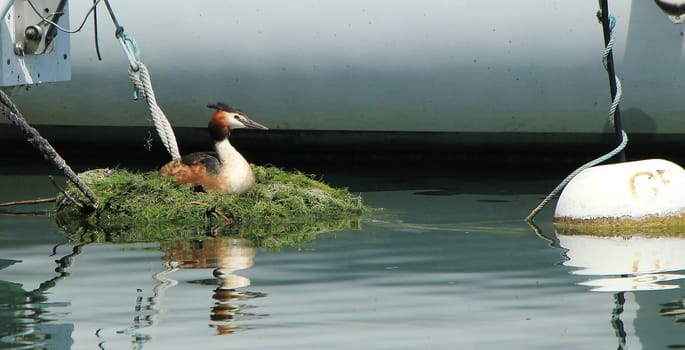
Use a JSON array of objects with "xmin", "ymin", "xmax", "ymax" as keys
[{"xmin": 1, "ymin": 172, "xmax": 685, "ymax": 349}]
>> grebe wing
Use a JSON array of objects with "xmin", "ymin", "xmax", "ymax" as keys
[{"xmin": 180, "ymin": 152, "xmax": 221, "ymax": 175}]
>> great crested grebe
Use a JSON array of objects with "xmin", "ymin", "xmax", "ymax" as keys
[{"xmin": 159, "ymin": 103, "xmax": 268, "ymax": 194}]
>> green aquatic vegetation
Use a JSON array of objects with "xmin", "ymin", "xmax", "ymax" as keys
[
  {"xmin": 54, "ymin": 166, "xmax": 365, "ymax": 247},
  {"xmin": 554, "ymin": 214, "xmax": 685, "ymax": 237}
]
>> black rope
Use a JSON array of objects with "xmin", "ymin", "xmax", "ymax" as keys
[
  {"xmin": 25, "ymin": 0, "xmax": 103, "ymax": 34},
  {"xmin": 0, "ymin": 90, "xmax": 98, "ymax": 206},
  {"xmin": 93, "ymin": 0, "xmax": 102, "ymax": 61},
  {"xmin": 598, "ymin": 0, "xmax": 626, "ymax": 162},
  {"xmin": 611, "ymin": 292, "xmax": 627, "ymax": 350}
]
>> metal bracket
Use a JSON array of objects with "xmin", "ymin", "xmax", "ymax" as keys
[
  {"xmin": 13, "ymin": 0, "xmax": 67, "ymax": 55},
  {"xmin": 0, "ymin": 0, "xmax": 70, "ymax": 87}
]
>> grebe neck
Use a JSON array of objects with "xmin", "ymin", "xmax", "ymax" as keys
[
  {"xmin": 214, "ymin": 138, "xmax": 237, "ymax": 162},
  {"xmin": 213, "ymin": 137, "xmax": 256, "ymax": 194}
]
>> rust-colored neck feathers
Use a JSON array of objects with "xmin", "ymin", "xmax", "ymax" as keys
[{"xmin": 208, "ymin": 110, "xmax": 230, "ymax": 141}]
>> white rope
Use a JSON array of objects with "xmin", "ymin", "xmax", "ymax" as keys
[
  {"xmin": 103, "ymin": 1, "xmax": 181, "ymax": 160},
  {"xmin": 525, "ymin": 11, "xmax": 627, "ymax": 222},
  {"xmin": 525, "ymin": 130, "xmax": 628, "ymax": 221},
  {"xmin": 128, "ymin": 62, "xmax": 181, "ymax": 160},
  {"xmin": 525, "ymin": 78, "xmax": 626, "ymax": 222}
]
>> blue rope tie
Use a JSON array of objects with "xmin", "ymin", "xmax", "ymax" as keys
[{"xmin": 601, "ymin": 13, "xmax": 617, "ymax": 70}]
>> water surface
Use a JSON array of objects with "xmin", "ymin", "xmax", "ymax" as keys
[{"xmin": 1, "ymin": 173, "xmax": 684, "ymax": 349}]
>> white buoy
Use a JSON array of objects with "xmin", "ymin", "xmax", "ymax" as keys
[{"xmin": 554, "ymin": 159, "xmax": 685, "ymax": 222}]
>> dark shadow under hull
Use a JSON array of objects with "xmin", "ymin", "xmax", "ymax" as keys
[{"xmin": 0, "ymin": 124, "xmax": 682, "ymax": 177}]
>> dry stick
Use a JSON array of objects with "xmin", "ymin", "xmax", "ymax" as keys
[
  {"xmin": 0, "ymin": 90, "xmax": 98, "ymax": 206},
  {"xmin": 0, "ymin": 197, "xmax": 56, "ymax": 207}
]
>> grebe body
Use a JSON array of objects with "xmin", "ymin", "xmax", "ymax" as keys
[{"xmin": 159, "ymin": 103, "xmax": 268, "ymax": 194}]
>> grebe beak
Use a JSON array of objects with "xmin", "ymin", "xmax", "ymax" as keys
[{"xmin": 242, "ymin": 117, "xmax": 269, "ymax": 130}]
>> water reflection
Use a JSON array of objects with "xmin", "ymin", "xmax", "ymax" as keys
[
  {"xmin": 556, "ymin": 233, "xmax": 685, "ymax": 292},
  {"xmin": 160, "ymin": 238, "xmax": 266, "ymax": 335},
  {"xmin": 660, "ymin": 298, "xmax": 685, "ymax": 323},
  {"xmin": 550, "ymin": 229, "xmax": 685, "ymax": 349},
  {"xmin": 0, "ymin": 232, "xmax": 267, "ymax": 349},
  {"xmin": 0, "ymin": 235, "xmax": 96, "ymax": 349},
  {"xmin": 0, "ymin": 280, "xmax": 73, "ymax": 350}
]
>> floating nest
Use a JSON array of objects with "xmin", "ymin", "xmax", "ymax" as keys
[{"xmin": 54, "ymin": 166, "xmax": 365, "ymax": 248}]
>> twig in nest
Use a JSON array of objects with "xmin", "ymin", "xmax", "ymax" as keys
[
  {"xmin": 179, "ymin": 201, "xmax": 232, "ymax": 223},
  {"xmin": 207, "ymin": 225, "xmax": 221, "ymax": 237},
  {"xmin": 0, "ymin": 197, "xmax": 56, "ymax": 207},
  {"xmin": 207, "ymin": 206, "xmax": 231, "ymax": 223},
  {"xmin": 179, "ymin": 201, "xmax": 204, "ymax": 208}
]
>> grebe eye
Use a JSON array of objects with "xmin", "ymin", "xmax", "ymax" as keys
[{"xmin": 234, "ymin": 115, "xmax": 240, "ymax": 120}]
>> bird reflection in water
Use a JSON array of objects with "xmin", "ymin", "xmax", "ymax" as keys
[{"xmin": 161, "ymin": 237, "xmax": 266, "ymax": 335}]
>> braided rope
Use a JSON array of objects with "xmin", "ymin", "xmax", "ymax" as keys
[
  {"xmin": 0, "ymin": 89, "xmax": 98, "ymax": 205},
  {"xmin": 525, "ymin": 130, "xmax": 628, "ymax": 221},
  {"xmin": 525, "ymin": 12, "xmax": 627, "ymax": 222},
  {"xmin": 601, "ymin": 14, "xmax": 616, "ymax": 70},
  {"xmin": 128, "ymin": 62, "xmax": 181, "ymax": 160}
]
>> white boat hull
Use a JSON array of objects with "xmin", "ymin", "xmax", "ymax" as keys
[{"xmin": 5, "ymin": 0, "xmax": 685, "ymax": 134}]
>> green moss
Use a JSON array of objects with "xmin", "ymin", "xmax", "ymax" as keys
[
  {"xmin": 54, "ymin": 166, "xmax": 365, "ymax": 248},
  {"xmin": 554, "ymin": 214, "xmax": 685, "ymax": 237}
]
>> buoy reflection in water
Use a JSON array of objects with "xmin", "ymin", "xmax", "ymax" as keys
[{"xmin": 556, "ymin": 232, "xmax": 685, "ymax": 292}]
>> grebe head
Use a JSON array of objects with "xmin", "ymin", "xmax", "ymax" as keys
[{"xmin": 207, "ymin": 102, "xmax": 268, "ymax": 140}]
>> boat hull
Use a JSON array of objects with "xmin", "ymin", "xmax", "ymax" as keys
[{"xmin": 3, "ymin": 0, "xmax": 685, "ymax": 134}]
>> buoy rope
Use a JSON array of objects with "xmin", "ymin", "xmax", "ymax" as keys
[
  {"xmin": 600, "ymin": 12, "xmax": 617, "ymax": 70},
  {"xmin": 525, "ymin": 9, "xmax": 628, "ymax": 222},
  {"xmin": 103, "ymin": 0, "xmax": 181, "ymax": 160},
  {"xmin": 525, "ymin": 131, "xmax": 628, "ymax": 222},
  {"xmin": 598, "ymin": 9, "xmax": 624, "ymax": 133},
  {"xmin": 0, "ymin": 90, "xmax": 99, "ymax": 206}
]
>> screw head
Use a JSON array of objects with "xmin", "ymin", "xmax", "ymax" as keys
[{"xmin": 13, "ymin": 43, "xmax": 24, "ymax": 56}]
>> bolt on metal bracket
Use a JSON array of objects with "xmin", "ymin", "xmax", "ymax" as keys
[{"xmin": 0, "ymin": 0, "xmax": 70, "ymax": 86}]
